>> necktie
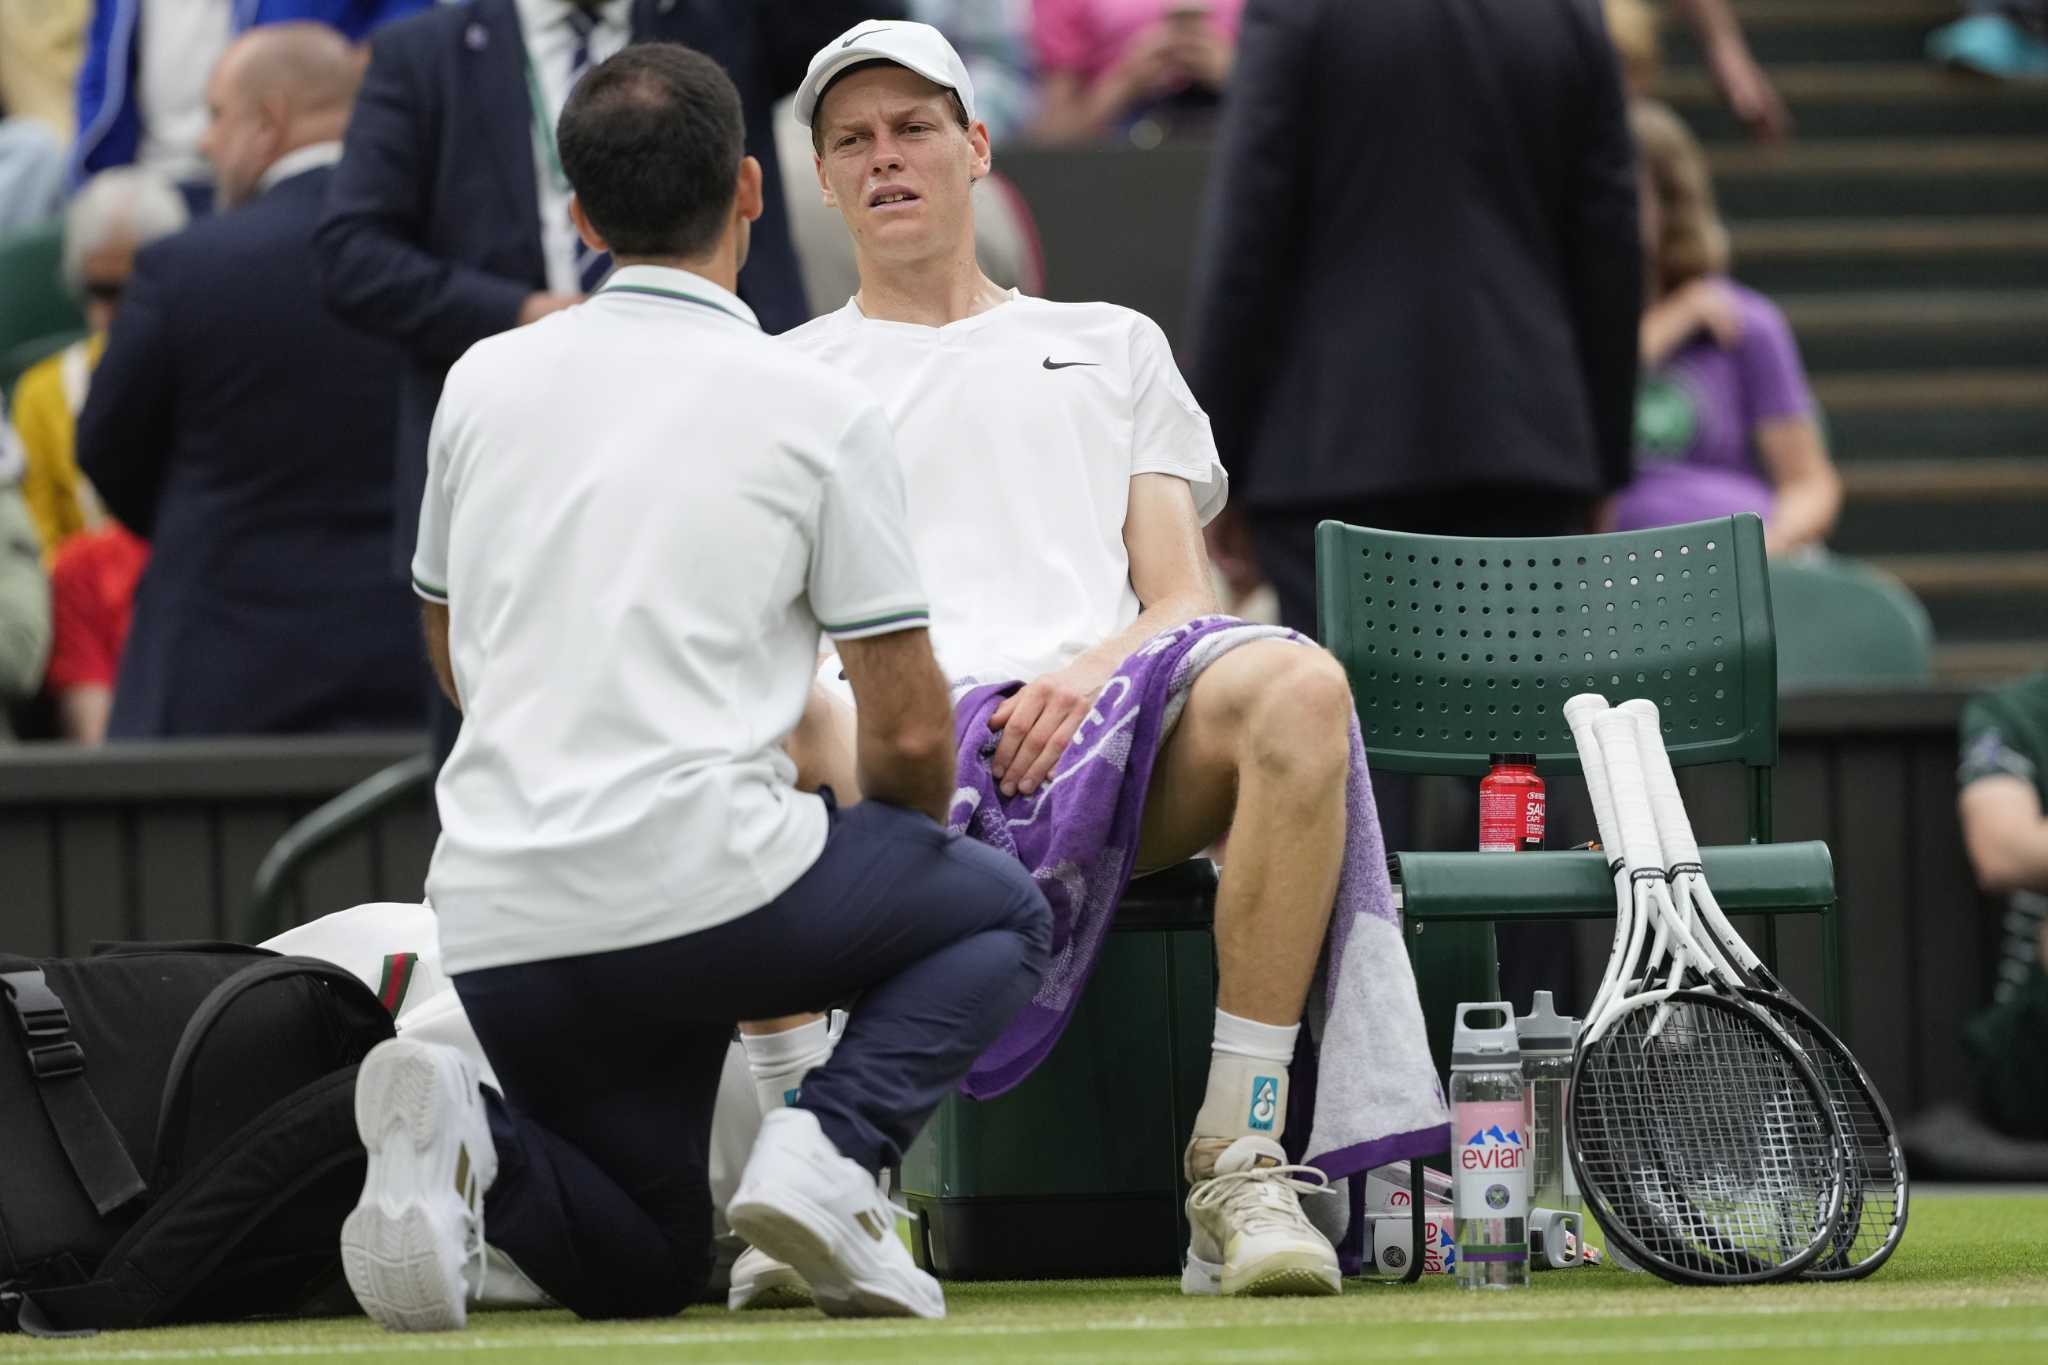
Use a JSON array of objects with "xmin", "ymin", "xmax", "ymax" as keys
[{"xmin": 566, "ymin": 5, "xmax": 611, "ymax": 292}]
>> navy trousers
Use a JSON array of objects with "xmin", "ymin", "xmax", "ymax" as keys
[{"xmin": 454, "ymin": 797, "xmax": 1051, "ymax": 1320}]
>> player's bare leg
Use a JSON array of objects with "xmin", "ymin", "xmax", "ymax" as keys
[{"xmin": 1134, "ymin": 641, "xmax": 1353, "ymax": 1296}]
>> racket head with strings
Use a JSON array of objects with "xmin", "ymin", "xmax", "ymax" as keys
[
  {"xmin": 1616, "ymin": 699, "xmax": 1907, "ymax": 1278},
  {"xmin": 1735, "ymin": 987, "xmax": 1909, "ymax": 1279},
  {"xmin": 1568, "ymin": 986, "xmax": 1847, "ymax": 1284}
]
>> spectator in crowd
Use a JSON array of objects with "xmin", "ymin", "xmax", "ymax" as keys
[
  {"xmin": 1031, "ymin": 0, "xmax": 1240, "ymax": 143},
  {"xmin": 0, "ymin": 419, "xmax": 53, "ymax": 741},
  {"xmin": 12, "ymin": 167, "xmax": 187, "ymax": 561},
  {"xmin": 1930, "ymin": 2, "xmax": 2048, "ymax": 81},
  {"xmin": 345, "ymin": 44, "xmax": 1048, "ymax": 1330},
  {"xmin": 43, "ymin": 518, "xmax": 147, "ymax": 742},
  {"xmin": 76, "ymin": 23, "xmax": 424, "ymax": 740},
  {"xmin": 317, "ymin": 0, "xmax": 895, "ymax": 755},
  {"xmin": 1611, "ymin": 101, "xmax": 1840, "ymax": 557},
  {"xmin": 1670, "ymin": 0, "xmax": 1791, "ymax": 142},
  {"xmin": 0, "ymin": 118, "xmax": 67, "ymax": 235},
  {"xmin": 71, "ymin": 0, "xmax": 429, "ymax": 200},
  {"xmin": 911, "ymin": 1, "xmax": 1038, "ymax": 141},
  {"xmin": 0, "ymin": 0, "xmax": 87, "ymax": 140},
  {"xmin": 1189, "ymin": 0, "xmax": 1640, "ymax": 643},
  {"xmin": 1956, "ymin": 671, "xmax": 2048, "ymax": 1138}
]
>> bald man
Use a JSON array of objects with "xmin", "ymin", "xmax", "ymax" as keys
[{"xmin": 77, "ymin": 22, "xmax": 428, "ymax": 740}]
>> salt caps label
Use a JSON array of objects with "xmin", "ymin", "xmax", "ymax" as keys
[{"xmin": 1453, "ymin": 1100, "xmax": 1530, "ymax": 1218}]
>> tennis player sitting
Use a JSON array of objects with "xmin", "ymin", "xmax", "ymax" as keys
[{"xmin": 743, "ymin": 22, "xmax": 1364, "ymax": 1302}]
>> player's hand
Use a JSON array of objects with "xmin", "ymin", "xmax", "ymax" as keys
[
  {"xmin": 518, "ymin": 291, "xmax": 582, "ymax": 326},
  {"xmin": 989, "ymin": 656, "xmax": 1117, "ymax": 798},
  {"xmin": 1706, "ymin": 34, "xmax": 1791, "ymax": 144}
]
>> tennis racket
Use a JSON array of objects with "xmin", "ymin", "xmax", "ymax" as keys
[
  {"xmin": 1566, "ymin": 709, "xmax": 1846, "ymax": 1285},
  {"xmin": 1617, "ymin": 698, "xmax": 1909, "ymax": 1280}
]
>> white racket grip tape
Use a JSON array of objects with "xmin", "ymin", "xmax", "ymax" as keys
[
  {"xmin": 1563, "ymin": 693, "xmax": 1621, "ymax": 855},
  {"xmin": 1617, "ymin": 699, "xmax": 1703, "ymax": 869},
  {"xmin": 1593, "ymin": 711, "xmax": 1665, "ymax": 879}
]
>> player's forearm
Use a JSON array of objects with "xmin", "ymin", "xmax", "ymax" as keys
[
  {"xmin": 856, "ymin": 724, "xmax": 953, "ymax": 823},
  {"xmin": 1074, "ymin": 585, "xmax": 1216, "ymax": 681}
]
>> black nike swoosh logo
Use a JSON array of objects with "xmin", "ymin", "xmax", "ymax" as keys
[
  {"xmin": 1043, "ymin": 358, "xmax": 1100, "ymax": 370},
  {"xmin": 843, "ymin": 27, "xmax": 889, "ymax": 46}
]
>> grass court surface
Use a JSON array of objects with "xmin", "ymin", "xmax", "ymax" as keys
[{"xmin": 5, "ymin": 1192, "xmax": 2044, "ymax": 1365}]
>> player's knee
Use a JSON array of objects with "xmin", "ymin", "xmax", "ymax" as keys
[
  {"xmin": 1243, "ymin": 650, "xmax": 1353, "ymax": 782},
  {"xmin": 569, "ymin": 1237, "xmax": 709, "ymax": 1320}
]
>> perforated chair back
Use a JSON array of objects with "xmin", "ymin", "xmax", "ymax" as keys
[{"xmin": 1315, "ymin": 513, "xmax": 1778, "ymax": 782}]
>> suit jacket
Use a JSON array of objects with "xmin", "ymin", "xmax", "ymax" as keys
[
  {"xmin": 77, "ymin": 166, "xmax": 426, "ymax": 739},
  {"xmin": 315, "ymin": 0, "xmax": 893, "ymax": 570},
  {"xmin": 1187, "ymin": 0, "xmax": 1641, "ymax": 509}
]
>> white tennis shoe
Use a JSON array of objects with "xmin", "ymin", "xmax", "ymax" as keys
[
  {"xmin": 1182, "ymin": 1135, "xmax": 1342, "ymax": 1297},
  {"xmin": 727, "ymin": 1108, "xmax": 943, "ymax": 1319},
  {"xmin": 341, "ymin": 1039, "xmax": 496, "ymax": 1332}
]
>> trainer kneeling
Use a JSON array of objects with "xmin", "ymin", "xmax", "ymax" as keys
[{"xmin": 341, "ymin": 44, "xmax": 1050, "ymax": 1330}]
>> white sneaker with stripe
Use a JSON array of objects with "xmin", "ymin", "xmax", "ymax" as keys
[{"xmin": 342, "ymin": 1039, "xmax": 496, "ymax": 1332}]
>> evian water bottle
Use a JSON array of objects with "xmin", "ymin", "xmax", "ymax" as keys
[{"xmin": 1450, "ymin": 1002, "xmax": 1529, "ymax": 1290}]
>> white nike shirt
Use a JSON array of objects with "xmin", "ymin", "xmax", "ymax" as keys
[{"xmin": 784, "ymin": 293, "xmax": 1227, "ymax": 683}]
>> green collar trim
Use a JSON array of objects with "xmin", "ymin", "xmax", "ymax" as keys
[{"xmin": 596, "ymin": 283, "xmax": 755, "ymax": 328}]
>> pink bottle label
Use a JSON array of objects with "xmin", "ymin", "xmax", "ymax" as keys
[{"xmin": 1452, "ymin": 1099, "xmax": 1530, "ymax": 1219}]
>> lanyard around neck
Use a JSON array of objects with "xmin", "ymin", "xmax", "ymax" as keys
[{"xmin": 523, "ymin": 56, "xmax": 569, "ymax": 194}]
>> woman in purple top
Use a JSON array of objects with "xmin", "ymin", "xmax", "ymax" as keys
[{"xmin": 1614, "ymin": 101, "xmax": 1841, "ymax": 556}]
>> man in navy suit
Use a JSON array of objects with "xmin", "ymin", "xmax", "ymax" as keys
[
  {"xmin": 314, "ymin": 0, "xmax": 895, "ymax": 576},
  {"xmin": 77, "ymin": 23, "xmax": 425, "ymax": 740}
]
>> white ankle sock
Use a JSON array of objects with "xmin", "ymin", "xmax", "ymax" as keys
[
  {"xmin": 741, "ymin": 1016, "xmax": 835, "ymax": 1117},
  {"xmin": 1194, "ymin": 1010, "xmax": 1300, "ymax": 1142}
]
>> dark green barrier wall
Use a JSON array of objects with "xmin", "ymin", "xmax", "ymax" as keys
[{"xmin": 0, "ymin": 691, "xmax": 1999, "ymax": 1121}]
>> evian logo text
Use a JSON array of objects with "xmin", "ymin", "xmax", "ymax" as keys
[{"xmin": 1459, "ymin": 1123, "xmax": 1526, "ymax": 1172}]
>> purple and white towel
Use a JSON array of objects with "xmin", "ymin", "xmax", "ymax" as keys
[{"xmin": 947, "ymin": 616, "xmax": 1449, "ymax": 1227}]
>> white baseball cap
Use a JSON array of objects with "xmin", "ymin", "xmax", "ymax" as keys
[{"xmin": 793, "ymin": 20, "xmax": 977, "ymax": 129}]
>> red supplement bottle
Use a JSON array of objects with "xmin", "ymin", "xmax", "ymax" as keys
[{"xmin": 1479, "ymin": 753, "xmax": 1545, "ymax": 853}]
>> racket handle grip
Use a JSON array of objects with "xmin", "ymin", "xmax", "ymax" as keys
[
  {"xmin": 1562, "ymin": 693, "xmax": 1621, "ymax": 859},
  {"xmin": 1617, "ymin": 699, "xmax": 1702, "ymax": 867},
  {"xmin": 1593, "ymin": 710, "xmax": 1664, "ymax": 877}
]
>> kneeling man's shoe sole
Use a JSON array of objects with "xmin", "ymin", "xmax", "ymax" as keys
[
  {"xmin": 342, "ymin": 1039, "xmax": 496, "ymax": 1332},
  {"xmin": 728, "ymin": 1108, "xmax": 944, "ymax": 1319},
  {"xmin": 728, "ymin": 1244, "xmax": 815, "ymax": 1311}
]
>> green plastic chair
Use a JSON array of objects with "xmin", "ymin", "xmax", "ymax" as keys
[
  {"xmin": 1769, "ymin": 555, "xmax": 1934, "ymax": 691},
  {"xmin": 1317, "ymin": 511, "xmax": 1844, "ymax": 1280},
  {"xmin": 0, "ymin": 218, "xmax": 86, "ymax": 397},
  {"xmin": 1314, "ymin": 511, "xmax": 1841, "ymax": 1026}
]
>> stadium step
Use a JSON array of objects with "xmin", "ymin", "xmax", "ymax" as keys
[
  {"xmin": 1732, "ymin": 217, "xmax": 2048, "ymax": 293},
  {"xmin": 1860, "ymin": 553, "xmax": 2048, "ymax": 643},
  {"xmin": 1780, "ymin": 292, "xmax": 2048, "ymax": 372},
  {"xmin": 1666, "ymin": 0, "xmax": 1956, "ymax": 69},
  {"xmin": 1935, "ymin": 640, "xmax": 2048, "ymax": 686},
  {"xmin": 1836, "ymin": 458, "xmax": 2048, "ymax": 557},
  {"xmin": 1665, "ymin": 63, "xmax": 2048, "ymax": 139},
  {"xmin": 1812, "ymin": 369, "xmax": 2048, "ymax": 457},
  {"xmin": 1711, "ymin": 140, "xmax": 2048, "ymax": 220}
]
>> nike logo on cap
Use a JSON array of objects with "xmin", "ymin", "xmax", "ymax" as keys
[
  {"xmin": 1043, "ymin": 358, "xmax": 1099, "ymax": 370},
  {"xmin": 843, "ymin": 27, "xmax": 889, "ymax": 46}
]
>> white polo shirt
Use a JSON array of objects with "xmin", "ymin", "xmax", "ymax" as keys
[
  {"xmin": 414, "ymin": 265, "xmax": 928, "ymax": 975},
  {"xmin": 783, "ymin": 293, "xmax": 1226, "ymax": 683}
]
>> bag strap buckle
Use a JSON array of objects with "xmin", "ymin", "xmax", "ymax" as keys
[
  {"xmin": 28, "ymin": 1041, "xmax": 86, "ymax": 1080},
  {"xmin": 1, "ymin": 970, "xmax": 72, "ymax": 1041}
]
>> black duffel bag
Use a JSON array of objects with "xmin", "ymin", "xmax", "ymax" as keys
[{"xmin": 0, "ymin": 942, "xmax": 392, "ymax": 1336}]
